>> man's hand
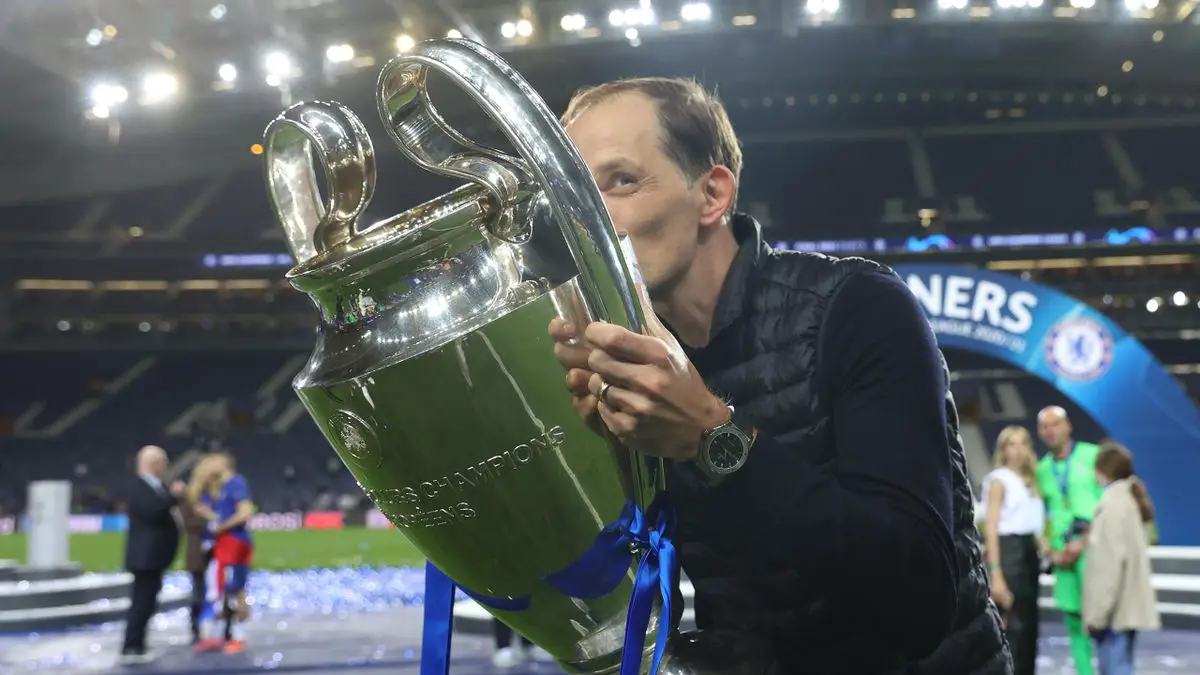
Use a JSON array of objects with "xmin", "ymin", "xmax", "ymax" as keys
[
  {"xmin": 580, "ymin": 322, "xmax": 728, "ymax": 461},
  {"xmin": 549, "ymin": 319, "xmax": 603, "ymax": 433},
  {"xmin": 169, "ymin": 480, "xmax": 186, "ymax": 497},
  {"xmin": 549, "ymin": 315, "xmax": 730, "ymax": 461}
]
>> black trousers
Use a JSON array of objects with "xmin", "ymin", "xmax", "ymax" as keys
[
  {"xmin": 190, "ymin": 568, "xmax": 206, "ymax": 639},
  {"xmin": 998, "ymin": 534, "xmax": 1041, "ymax": 675},
  {"xmin": 189, "ymin": 551, "xmax": 232, "ymax": 641},
  {"xmin": 123, "ymin": 571, "xmax": 164, "ymax": 653},
  {"xmin": 493, "ymin": 619, "xmax": 531, "ymax": 649}
]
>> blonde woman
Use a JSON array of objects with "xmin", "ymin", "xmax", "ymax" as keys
[
  {"xmin": 182, "ymin": 455, "xmax": 220, "ymax": 643},
  {"xmin": 982, "ymin": 425, "xmax": 1045, "ymax": 675},
  {"xmin": 1084, "ymin": 442, "xmax": 1160, "ymax": 675}
]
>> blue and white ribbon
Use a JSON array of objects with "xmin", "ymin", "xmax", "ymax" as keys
[{"xmin": 419, "ymin": 494, "xmax": 678, "ymax": 675}]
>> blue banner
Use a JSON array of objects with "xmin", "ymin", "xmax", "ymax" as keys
[
  {"xmin": 894, "ymin": 264, "xmax": 1200, "ymax": 545},
  {"xmin": 773, "ymin": 225, "xmax": 1200, "ymax": 256}
]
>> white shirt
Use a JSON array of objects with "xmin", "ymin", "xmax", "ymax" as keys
[
  {"xmin": 981, "ymin": 467, "xmax": 1045, "ymax": 536},
  {"xmin": 140, "ymin": 473, "xmax": 165, "ymax": 495},
  {"xmin": 140, "ymin": 473, "xmax": 183, "ymax": 530}
]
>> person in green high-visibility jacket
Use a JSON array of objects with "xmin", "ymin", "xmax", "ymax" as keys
[{"xmin": 1035, "ymin": 406, "xmax": 1105, "ymax": 675}]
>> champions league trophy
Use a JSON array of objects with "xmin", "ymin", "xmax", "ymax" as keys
[{"xmin": 263, "ymin": 39, "xmax": 773, "ymax": 675}]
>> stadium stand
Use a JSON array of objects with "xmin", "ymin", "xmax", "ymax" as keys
[
  {"xmin": 0, "ymin": 344, "xmax": 1195, "ymax": 517},
  {"xmin": 0, "ymin": 351, "xmax": 365, "ymax": 514},
  {"xmin": 2, "ymin": 121, "xmax": 1200, "ymax": 245}
]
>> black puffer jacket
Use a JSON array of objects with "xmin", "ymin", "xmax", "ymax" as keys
[{"xmin": 667, "ymin": 215, "xmax": 1010, "ymax": 674}]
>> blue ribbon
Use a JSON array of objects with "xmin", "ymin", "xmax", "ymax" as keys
[
  {"xmin": 617, "ymin": 495, "xmax": 678, "ymax": 675},
  {"xmin": 419, "ymin": 562, "xmax": 455, "ymax": 675},
  {"xmin": 419, "ymin": 561, "xmax": 532, "ymax": 675},
  {"xmin": 542, "ymin": 501, "xmax": 641, "ymax": 599},
  {"xmin": 418, "ymin": 496, "xmax": 677, "ymax": 675}
]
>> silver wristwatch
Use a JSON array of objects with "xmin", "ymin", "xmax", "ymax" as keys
[{"xmin": 693, "ymin": 405, "xmax": 753, "ymax": 484}]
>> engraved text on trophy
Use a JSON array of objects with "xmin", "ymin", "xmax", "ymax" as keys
[{"xmin": 365, "ymin": 425, "xmax": 566, "ymax": 529}]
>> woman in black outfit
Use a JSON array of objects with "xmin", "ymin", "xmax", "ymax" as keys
[
  {"xmin": 982, "ymin": 426, "xmax": 1046, "ymax": 675},
  {"xmin": 183, "ymin": 456, "xmax": 226, "ymax": 643}
]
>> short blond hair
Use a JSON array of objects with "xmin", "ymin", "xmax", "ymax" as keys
[{"xmin": 562, "ymin": 77, "xmax": 743, "ymax": 208}]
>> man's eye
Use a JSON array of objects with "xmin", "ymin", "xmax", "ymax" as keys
[{"xmin": 611, "ymin": 174, "xmax": 636, "ymax": 188}]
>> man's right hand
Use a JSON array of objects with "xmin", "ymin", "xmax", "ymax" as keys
[{"xmin": 549, "ymin": 318, "xmax": 602, "ymax": 432}]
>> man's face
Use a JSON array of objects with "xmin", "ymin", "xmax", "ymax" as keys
[
  {"xmin": 147, "ymin": 455, "xmax": 166, "ymax": 478},
  {"xmin": 138, "ymin": 449, "xmax": 167, "ymax": 478},
  {"xmin": 1037, "ymin": 413, "xmax": 1071, "ymax": 451},
  {"xmin": 565, "ymin": 92, "xmax": 707, "ymax": 297}
]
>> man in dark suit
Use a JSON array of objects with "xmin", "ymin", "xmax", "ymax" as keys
[{"xmin": 121, "ymin": 445, "xmax": 184, "ymax": 664}]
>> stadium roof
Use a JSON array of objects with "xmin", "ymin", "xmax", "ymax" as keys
[{"xmin": 2, "ymin": 0, "xmax": 1200, "ymax": 202}]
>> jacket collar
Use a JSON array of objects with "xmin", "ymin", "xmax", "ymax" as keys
[{"xmin": 708, "ymin": 213, "xmax": 770, "ymax": 338}]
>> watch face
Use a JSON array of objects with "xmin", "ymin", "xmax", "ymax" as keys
[{"xmin": 707, "ymin": 429, "xmax": 747, "ymax": 472}]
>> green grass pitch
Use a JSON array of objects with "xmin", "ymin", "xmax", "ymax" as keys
[{"xmin": 0, "ymin": 528, "xmax": 425, "ymax": 573}]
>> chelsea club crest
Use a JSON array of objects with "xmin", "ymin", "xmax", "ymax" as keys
[{"xmin": 1044, "ymin": 316, "xmax": 1115, "ymax": 382}]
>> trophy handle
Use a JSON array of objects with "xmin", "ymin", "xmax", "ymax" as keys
[
  {"xmin": 375, "ymin": 38, "xmax": 650, "ymax": 338},
  {"xmin": 263, "ymin": 100, "xmax": 377, "ymax": 265},
  {"xmin": 377, "ymin": 63, "xmax": 533, "ymax": 245}
]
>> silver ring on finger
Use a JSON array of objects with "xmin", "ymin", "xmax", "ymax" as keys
[{"xmin": 598, "ymin": 380, "xmax": 613, "ymax": 403}]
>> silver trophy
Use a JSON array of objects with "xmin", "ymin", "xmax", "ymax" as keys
[{"xmin": 263, "ymin": 38, "xmax": 775, "ymax": 675}]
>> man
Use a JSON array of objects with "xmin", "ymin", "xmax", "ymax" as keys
[
  {"xmin": 196, "ymin": 452, "xmax": 257, "ymax": 654},
  {"xmin": 1035, "ymin": 406, "xmax": 1103, "ymax": 675},
  {"xmin": 122, "ymin": 445, "xmax": 184, "ymax": 664},
  {"xmin": 548, "ymin": 78, "xmax": 1010, "ymax": 673}
]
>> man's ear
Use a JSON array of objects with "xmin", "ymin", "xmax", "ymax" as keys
[{"xmin": 697, "ymin": 165, "xmax": 737, "ymax": 228}]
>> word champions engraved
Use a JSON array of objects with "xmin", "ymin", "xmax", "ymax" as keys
[{"xmin": 366, "ymin": 425, "xmax": 566, "ymax": 529}]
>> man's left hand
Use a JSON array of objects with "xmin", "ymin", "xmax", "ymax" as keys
[{"xmin": 582, "ymin": 322, "xmax": 729, "ymax": 462}]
